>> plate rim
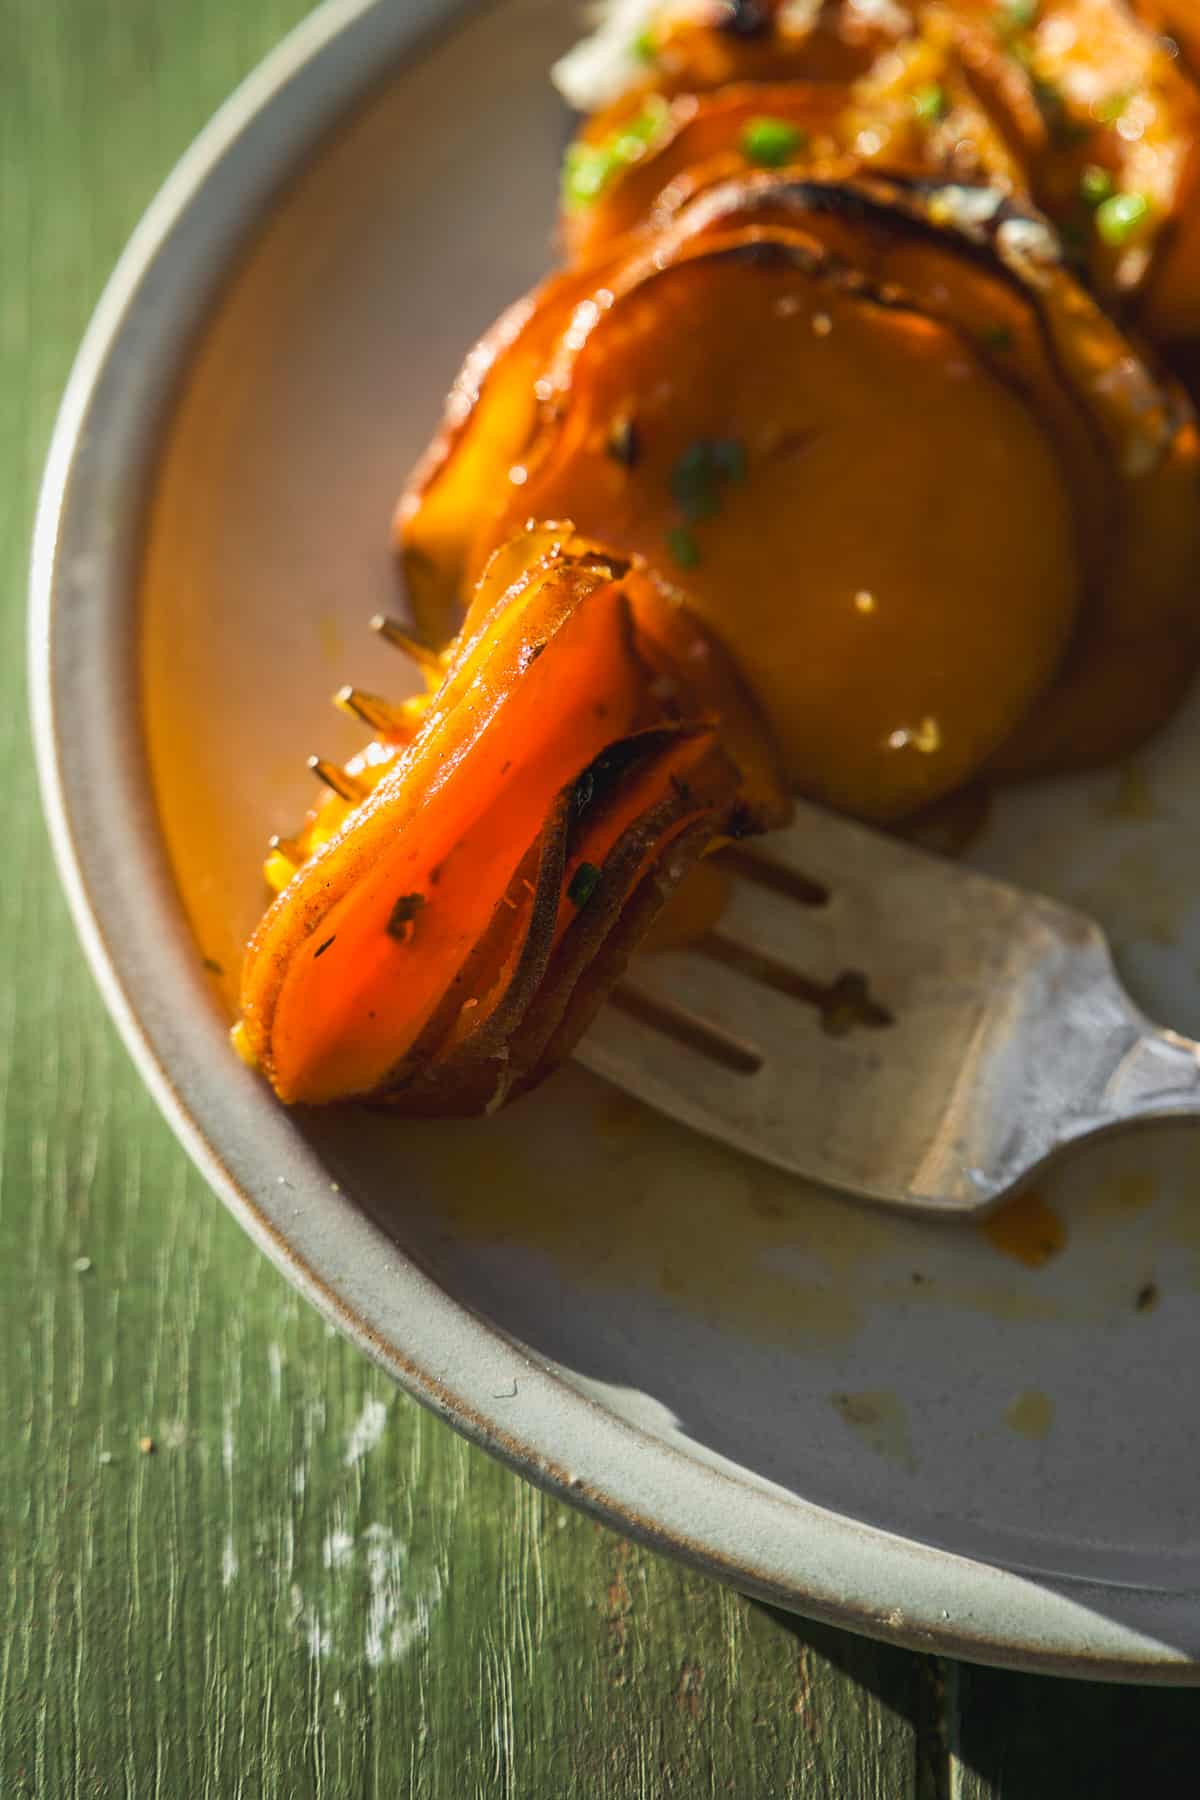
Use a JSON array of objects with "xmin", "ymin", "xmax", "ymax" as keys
[{"xmin": 27, "ymin": 0, "xmax": 1200, "ymax": 1683}]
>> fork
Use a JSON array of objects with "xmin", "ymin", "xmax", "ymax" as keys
[{"xmin": 575, "ymin": 798, "xmax": 1200, "ymax": 1218}]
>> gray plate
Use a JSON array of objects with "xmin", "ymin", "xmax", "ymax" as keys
[{"xmin": 30, "ymin": 0, "xmax": 1200, "ymax": 1679}]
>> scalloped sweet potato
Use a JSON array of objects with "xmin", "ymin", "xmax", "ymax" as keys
[
  {"xmin": 239, "ymin": 14, "xmax": 1200, "ymax": 1119},
  {"xmin": 400, "ymin": 173, "xmax": 1200, "ymax": 820},
  {"xmin": 561, "ymin": 83, "xmax": 849, "ymax": 263}
]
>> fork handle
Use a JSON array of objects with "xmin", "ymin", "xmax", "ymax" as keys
[{"xmin": 1079, "ymin": 1025, "xmax": 1200, "ymax": 1137}]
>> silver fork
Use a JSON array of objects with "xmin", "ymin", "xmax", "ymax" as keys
[{"xmin": 575, "ymin": 799, "xmax": 1200, "ymax": 1218}]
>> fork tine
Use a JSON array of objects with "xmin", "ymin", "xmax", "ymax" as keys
[{"xmin": 576, "ymin": 799, "xmax": 1127, "ymax": 1217}]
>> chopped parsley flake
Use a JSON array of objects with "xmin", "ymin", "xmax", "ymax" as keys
[
  {"xmin": 666, "ymin": 524, "xmax": 701, "ymax": 569},
  {"xmin": 1095, "ymin": 89, "xmax": 1133, "ymax": 126},
  {"xmin": 741, "ymin": 116, "xmax": 808, "ymax": 168},
  {"xmin": 912, "ymin": 84, "xmax": 949, "ymax": 125},
  {"xmin": 1080, "ymin": 164, "xmax": 1116, "ymax": 207},
  {"xmin": 669, "ymin": 437, "xmax": 748, "ymax": 523},
  {"xmin": 671, "ymin": 442, "xmax": 718, "ymax": 519},
  {"xmin": 561, "ymin": 97, "xmax": 670, "ymax": 210},
  {"xmin": 1095, "ymin": 190, "xmax": 1151, "ymax": 247},
  {"xmin": 562, "ymin": 146, "xmax": 612, "ymax": 207}
]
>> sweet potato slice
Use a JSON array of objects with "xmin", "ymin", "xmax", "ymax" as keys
[
  {"xmin": 402, "ymin": 170, "xmax": 1199, "ymax": 818},
  {"xmin": 558, "ymin": 50, "xmax": 1024, "ymax": 265},
  {"xmin": 239, "ymin": 530, "xmax": 786, "ymax": 1109},
  {"xmin": 561, "ymin": 83, "xmax": 850, "ymax": 263},
  {"xmin": 389, "ymin": 727, "xmax": 741, "ymax": 1114},
  {"xmin": 479, "ymin": 233, "xmax": 1084, "ymax": 819}
]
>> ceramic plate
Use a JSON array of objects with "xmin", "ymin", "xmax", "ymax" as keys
[{"xmin": 31, "ymin": 0, "xmax": 1200, "ymax": 1679}]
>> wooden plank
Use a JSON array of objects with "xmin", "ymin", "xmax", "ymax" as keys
[
  {"xmin": 0, "ymin": 1141, "xmax": 929, "ymax": 1798},
  {"xmin": 0, "ymin": 2, "xmax": 927, "ymax": 1794}
]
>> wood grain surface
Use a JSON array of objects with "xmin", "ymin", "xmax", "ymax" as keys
[{"xmin": 3, "ymin": 3, "xmax": 1200, "ymax": 1795}]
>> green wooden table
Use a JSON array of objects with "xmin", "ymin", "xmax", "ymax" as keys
[{"xmin": 5, "ymin": 4, "xmax": 1200, "ymax": 1794}]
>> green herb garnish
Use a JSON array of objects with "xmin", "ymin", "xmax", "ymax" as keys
[
  {"xmin": 912, "ymin": 84, "xmax": 949, "ymax": 126},
  {"xmin": 631, "ymin": 27, "xmax": 657, "ymax": 64},
  {"xmin": 741, "ymin": 116, "xmax": 808, "ymax": 168},
  {"xmin": 1095, "ymin": 190, "xmax": 1151, "ymax": 247},
  {"xmin": 671, "ymin": 444, "xmax": 720, "ymax": 521},
  {"xmin": 983, "ymin": 324, "xmax": 1014, "ymax": 352},
  {"xmin": 669, "ymin": 437, "xmax": 747, "ymax": 523},
  {"xmin": 998, "ymin": 0, "xmax": 1038, "ymax": 28},
  {"xmin": 567, "ymin": 862, "xmax": 602, "ymax": 907},
  {"xmin": 561, "ymin": 96, "xmax": 670, "ymax": 210},
  {"xmin": 666, "ymin": 525, "xmax": 701, "ymax": 569},
  {"xmin": 562, "ymin": 144, "xmax": 616, "ymax": 208},
  {"xmin": 1095, "ymin": 89, "xmax": 1133, "ymax": 126},
  {"xmin": 1079, "ymin": 164, "xmax": 1115, "ymax": 207}
]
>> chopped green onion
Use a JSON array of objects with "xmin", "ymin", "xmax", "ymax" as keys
[
  {"xmin": 672, "ymin": 442, "xmax": 712, "ymax": 484},
  {"xmin": 912, "ymin": 84, "xmax": 949, "ymax": 126},
  {"xmin": 998, "ymin": 0, "xmax": 1038, "ymax": 27},
  {"xmin": 567, "ymin": 862, "xmax": 601, "ymax": 908},
  {"xmin": 1095, "ymin": 89, "xmax": 1133, "ymax": 126},
  {"xmin": 681, "ymin": 490, "xmax": 719, "ymax": 524},
  {"xmin": 670, "ymin": 443, "xmax": 716, "ymax": 521},
  {"xmin": 631, "ymin": 28, "xmax": 657, "ymax": 64},
  {"xmin": 1079, "ymin": 164, "xmax": 1115, "ymax": 207},
  {"xmin": 560, "ymin": 97, "xmax": 670, "ymax": 210},
  {"xmin": 1095, "ymin": 190, "xmax": 1151, "ymax": 247},
  {"xmin": 741, "ymin": 116, "xmax": 807, "ymax": 168},
  {"xmin": 613, "ymin": 97, "xmax": 670, "ymax": 160},
  {"xmin": 666, "ymin": 525, "xmax": 701, "ymax": 569},
  {"xmin": 562, "ymin": 145, "xmax": 615, "ymax": 208},
  {"xmin": 669, "ymin": 438, "xmax": 748, "ymax": 525}
]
